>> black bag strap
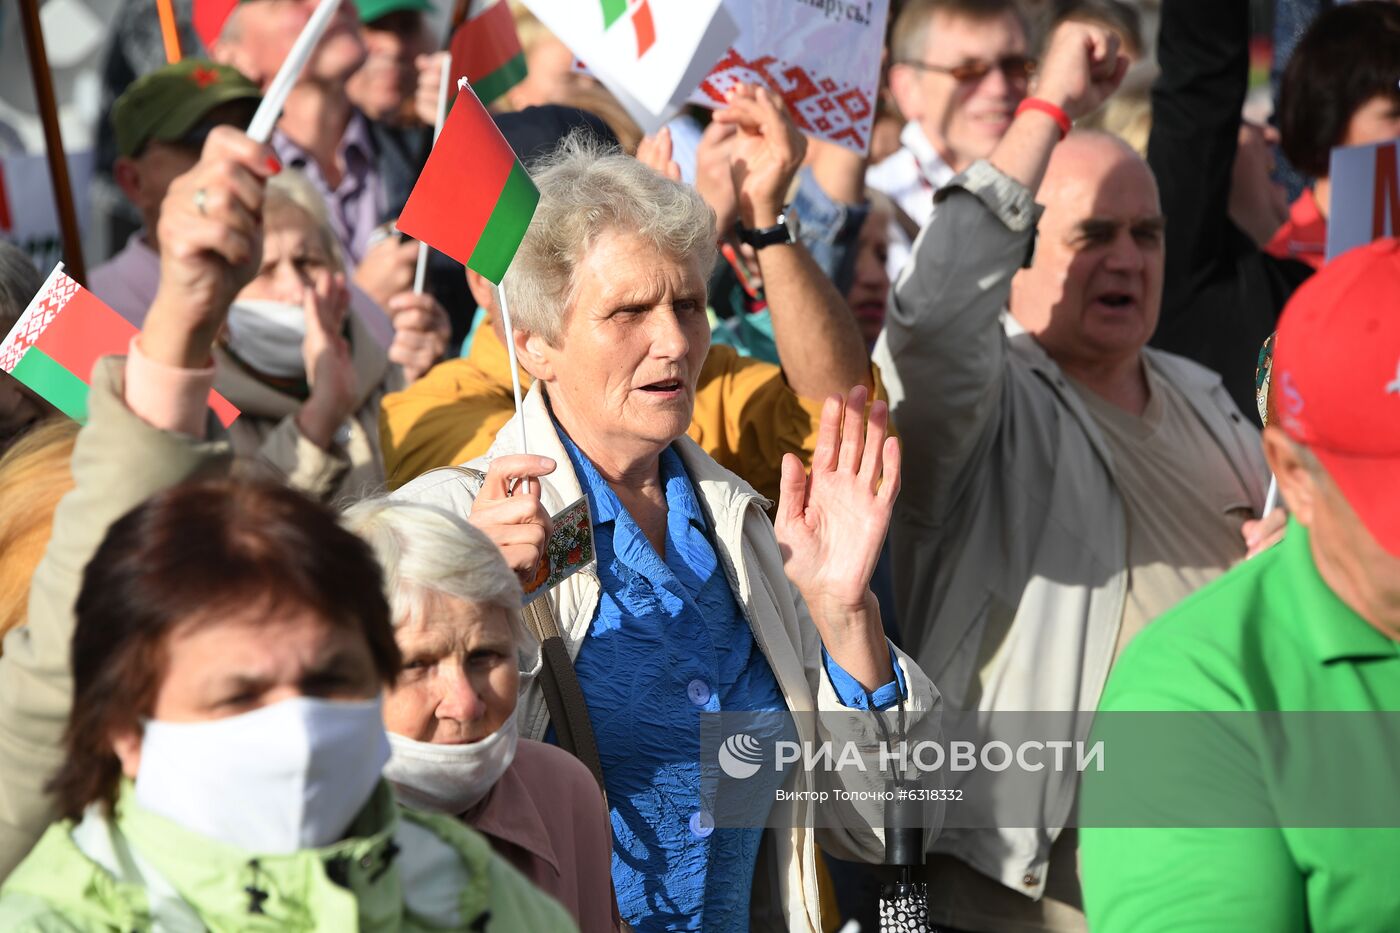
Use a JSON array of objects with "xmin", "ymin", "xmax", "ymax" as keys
[{"xmin": 520, "ymin": 597, "xmax": 607, "ymax": 797}]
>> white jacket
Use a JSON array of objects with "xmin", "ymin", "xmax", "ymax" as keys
[{"xmin": 394, "ymin": 383, "xmax": 940, "ymax": 932}]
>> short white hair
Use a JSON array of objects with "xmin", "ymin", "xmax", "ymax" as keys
[
  {"xmin": 265, "ymin": 169, "xmax": 346, "ymax": 273},
  {"xmin": 501, "ymin": 130, "xmax": 718, "ymax": 344},
  {"xmin": 340, "ymin": 499, "xmax": 531, "ymax": 656}
]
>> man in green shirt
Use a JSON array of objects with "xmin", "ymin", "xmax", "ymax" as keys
[{"xmin": 1081, "ymin": 238, "xmax": 1400, "ymax": 931}]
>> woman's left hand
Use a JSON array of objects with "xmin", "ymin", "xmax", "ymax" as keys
[
  {"xmin": 296, "ymin": 274, "xmax": 357, "ymax": 450},
  {"xmin": 775, "ymin": 385, "xmax": 900, "ymax": 684}
]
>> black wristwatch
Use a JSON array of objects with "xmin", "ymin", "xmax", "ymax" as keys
[{"xmin": 737, "ymin": 209, "xmax": 799, "ymax": 250}]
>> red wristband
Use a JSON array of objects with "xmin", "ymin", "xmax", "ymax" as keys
[{"xmin": 1015, "ymin": 98, "xmax": 1072, "ymax": 139}]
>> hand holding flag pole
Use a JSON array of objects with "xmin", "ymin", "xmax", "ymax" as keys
[{"xmin": 245, "ymin": 0, "xmax": 343, "ymax": 143}]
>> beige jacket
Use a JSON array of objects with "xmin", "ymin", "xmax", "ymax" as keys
[
  {"xmin": 217, "ymin": 309, "xmax": 403, "ymax": 504},
  {"xmin": 0, "ymin": 359, "xmax": 232, "ymax": 880},
  {"xmin": 874, "ymin": 160, "xmax": 1269, "ymax": 897},
  {"xmin": 393, "ymin": 383, "xmax": 941, "ymax": 933}
]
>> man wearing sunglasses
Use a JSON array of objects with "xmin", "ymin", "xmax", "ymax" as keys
[{"xmin": 868, "ymin": 0, "xmax": 1032, "ymax": 283}]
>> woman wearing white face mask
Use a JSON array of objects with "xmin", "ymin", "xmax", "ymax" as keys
[
  {"xmin": 344, "ymin": 499, "xmax": 621, "ymax": 932},
  {"xmin": 0, "ymin": 126, "xmax": 574, "ymax": 930},
  {"xmin": 216, "ymin": 170, "xmax": 447, "ymax": 505}
]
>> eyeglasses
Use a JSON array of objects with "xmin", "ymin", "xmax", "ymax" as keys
[{"xmin": 899, "ymin": 55, "xmax": 1037, "ymax": 84}]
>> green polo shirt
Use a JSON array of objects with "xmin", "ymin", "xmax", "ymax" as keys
[{"xmin": 1081, "ymin": 518, "xmax": 1400, "ymax": 933}]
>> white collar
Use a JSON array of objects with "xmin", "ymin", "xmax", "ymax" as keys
[{"xmin": 899, "ymin": 122, "xmax": 957, "ymax": 190}]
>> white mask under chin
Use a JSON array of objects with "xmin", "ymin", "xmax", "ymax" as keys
[
  {"xmin": 383, "ymin": 711, "xmax": 519, "ymax": 815},
  {"xmin": 225, "ymin": 299, "xmax": 308, "ymax": 379},
  {"xmin": 133, "ymin": 696, "xmax": 389, "ymax": 855}
]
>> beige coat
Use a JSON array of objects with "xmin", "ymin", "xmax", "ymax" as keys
[
  {"xmin": 0, "ymin": 359, "xmax": 232, "ymax": 879},
  {"xmin": 393, "ymin": 382, "xmax": 941, "ymax": 933},
  {"xmin": 217, "ymin": 308, "xmax": 403, "ymax": 504}
]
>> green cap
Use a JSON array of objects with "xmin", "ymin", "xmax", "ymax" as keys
[
  {"xmin": 353, "ymin": 0, "xmax": 434, "ymax": 25},
  {"xmin": 113, "ymin": 59, "xmax": 262, "ymax": 158}
]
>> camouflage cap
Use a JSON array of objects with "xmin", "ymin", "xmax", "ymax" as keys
[{"xmin": 113, "ymin": 59, "xmax": 262, "ymax": 158}]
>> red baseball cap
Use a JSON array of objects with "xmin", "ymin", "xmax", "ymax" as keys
[{"xmin": 1273, "ymin": 238, "xmax": 1400, "ymax": 555}]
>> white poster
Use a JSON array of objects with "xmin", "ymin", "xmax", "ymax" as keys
[
  {"xmin": 0, "ymin": 150, "xmax": 94, "ymax": 272},
  {"xmin": 688, "ymin": 0, "xmax": 890, "ymax": 154},
  {"xmin": 1326, "ymin": 137, "xmax": 1400, "ymax": 263},
  {"xmin": 522, "ymin": 0, "xmax": 738, "ymax": 134}
]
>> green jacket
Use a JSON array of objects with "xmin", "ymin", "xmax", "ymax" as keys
[
  {"xmin": 0, "ymin": 781, "xmax": 575, "ymax": 931},
  {"xmin": 1081, "ymin": 519, "xmax": 1400, "ymax": 932}
]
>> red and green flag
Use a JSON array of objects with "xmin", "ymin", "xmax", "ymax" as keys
[
  {"xmin": 449, "ymin": 0, "xmax": 527, "ymax": 106},
  {"xmin": 396, "ymin": 78, "xmax": 539, "ymax": 284},
  {"xmin": 0, "ymin": 264, "xmax": 239, "ymax": 426}
]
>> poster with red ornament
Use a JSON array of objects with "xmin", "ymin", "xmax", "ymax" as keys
[{"xmin": 689, "ymin": 0, "xmax": 890, "ymax": 154}]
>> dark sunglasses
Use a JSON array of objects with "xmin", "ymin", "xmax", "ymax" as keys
[{"xmin": 900, "ymin": 55, "xmax": 1037, "ymax": 84}]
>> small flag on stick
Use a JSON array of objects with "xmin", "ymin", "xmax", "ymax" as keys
[
  {"xmin": 397, "ymin": 77, "xmax": 539, "ymax": 284},
  {"xmin": 0, "ymin": 263, "xmax": 239, "ymax": 426},
  {"xmin": 450, "ymin": 0, "xmax": 527, "ymax": 106},
  {"xmin": 398, "ymin": 77, "xmax": 539, "ymax": 452}
]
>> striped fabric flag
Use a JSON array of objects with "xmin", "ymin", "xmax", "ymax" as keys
[
  {"xmin": 0, "ymin": 263, "xmax": 239, "ymax": 426},
  {"xmin": 450, "ymin": 0, "xmax": 527, "ymax": 105},
  {"xmin": 396, "ymin": 78, "xmax": 539, "ymax": 284}
]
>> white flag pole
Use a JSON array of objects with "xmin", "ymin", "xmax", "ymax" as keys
[
  {"xmin": 412, "ymin": 53, "xmax": 454, "ymax": 295},
  {"xmin": 496, "ymin": 281, "xmax": 529, "ymax": 455},
  {"xmin": 1262, "ymin": 475, "xmax": 1280, "ymax": 518},
  {"xmin": 245, "ymin": 0, "xmax": 343, "ymax": 143}
]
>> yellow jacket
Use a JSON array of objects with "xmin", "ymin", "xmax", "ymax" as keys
[{"xmin": 380, "ymin": 324, "xmax": 880, "ymax": 501}]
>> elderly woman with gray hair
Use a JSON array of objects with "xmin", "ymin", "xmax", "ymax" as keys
[
  {"xmin": 395, "ymin": 127, "xmax": 938, "ymax": 931},
  {"xmin": 343, "ymin": 499, "xmax": 619, "ymax": 930}
]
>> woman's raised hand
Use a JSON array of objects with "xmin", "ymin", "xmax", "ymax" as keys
[
  {"xmin": 469, "ymin": 455, "xmax": 558, "ymax": 587},
  {"xmin": 296, "ymin": 276, "xmax": 358, "ymax": 450},
  {"xmin": 144, "ymin": 127, "xmax": 280, "ymax": 368},
  {"xmin": 775, "ymin": 385, "xmax": 900, "ymax": 687}
]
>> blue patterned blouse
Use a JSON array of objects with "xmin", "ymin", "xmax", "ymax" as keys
[{"xmin": 553, "ymin": 426, "xmax": 905, "ymax": 931}]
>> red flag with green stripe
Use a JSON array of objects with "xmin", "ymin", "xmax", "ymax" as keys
[
  {"xmin": 450, "ymin": 0, "xmax": 527, "ymax": 106},
  {"xmin": 0, "ymin": 264, "xmax": 239, "ymax": 425},
  {"xmin": 396, "ymin": 78, "xmax": 539, "ymax": 285}
]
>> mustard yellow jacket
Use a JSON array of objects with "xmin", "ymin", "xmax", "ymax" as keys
[{"xmin": 379, "ymin": 324, "xmax": 883, "ymax": 500}]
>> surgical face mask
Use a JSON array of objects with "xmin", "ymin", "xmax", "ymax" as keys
[
  {"xmin": 382, "ymin": 710, "xmax": 519, "ymax": 815},
  {"xmin": 134, "ymin": 696, "xmax": 390, "ymax": 855},
  {"xmin": 225, "ymin": 299, "xmax": 308, "ymax": 379}
]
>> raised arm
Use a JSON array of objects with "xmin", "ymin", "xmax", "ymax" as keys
[
  {"xmin": 715, "ymin": 86, "xmax": 875, "ymax": 396},
  {"xmin": 882, "ymin": 23, "xmax": 1126, "ymax": 524},
  {"xmin": 0, "ymin": 127, "xmax": 275, "ymax": 877}
]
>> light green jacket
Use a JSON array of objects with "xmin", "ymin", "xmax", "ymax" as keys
[{"xmin": 0, "ymin": 781, "xmax": 575, "ymax": 931}]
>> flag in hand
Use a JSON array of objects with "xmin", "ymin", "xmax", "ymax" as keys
[
  {"xmin": 397, "ymin": 78, "xmax": 539, "ymax": 284},
  {"xmin": 0, "ymin": 264, "xmax": 239, "ymax": 426},
  {"xmin": 450, "ymin": 0, "xmax": 527, "ymax": 106}
]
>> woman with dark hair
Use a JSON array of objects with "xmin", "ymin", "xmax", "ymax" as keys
[
  {"xmin": 1268, "ymin": 0, "xmax": 1400, "ymax": 268},
  {"xmin": 0, "ymin": 126, "xmax": 573, "ymax": 930}
]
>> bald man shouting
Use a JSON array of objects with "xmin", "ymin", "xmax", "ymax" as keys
[{"xmin": 874, "ymin": 22, "xmax": 1278, "ymax": 933}]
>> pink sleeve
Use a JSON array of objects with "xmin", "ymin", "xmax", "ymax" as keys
[{"xmin": 122, "ymin": 337, "xmax": 217, "ymax": 438}]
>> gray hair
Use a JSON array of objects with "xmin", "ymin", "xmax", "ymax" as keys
[
  {"xmin": 500, "ymin": 130, "xmax": 718, "ymax": 343},
  {"xmin": 264, "ymin": 169, "xmax": 346, "ymax": 273},
  {"xmin": 340, "ymin": 499, "xmax": 532, "ymax": 658},
  {"xmin": 0, "ymin": 243, "xmax": 43, "ymax": 340}
]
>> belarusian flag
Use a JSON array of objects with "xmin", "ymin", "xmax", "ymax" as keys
[
  {"xmin": 0, "ymin": 263, "xmax": 239, "ymax": 425},
  {"xmin": 396, "ymin": 78, "xmax": 539, "ymax": 284},
  {"xmin": 450, "ymin": 0, "xmax": 527, "ymax": 106}
]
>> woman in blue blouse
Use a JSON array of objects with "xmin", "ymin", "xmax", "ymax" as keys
[{"xmin": 396, "ymin": 97, "xmax": 938, "ymax": 931}]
